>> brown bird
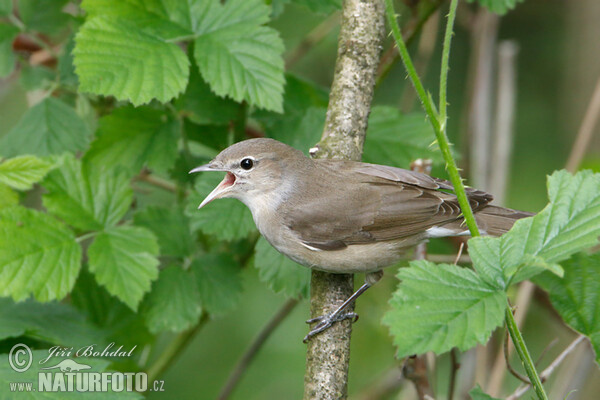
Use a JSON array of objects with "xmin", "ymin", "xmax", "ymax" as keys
[{"xmin": 190, "ymin": 138, "xmax": 532, "ymax": 341}]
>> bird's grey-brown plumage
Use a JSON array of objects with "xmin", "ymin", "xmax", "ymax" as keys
[{"xmin": 191, "ymin": 138, "xmax": 532, "ymax": 274}]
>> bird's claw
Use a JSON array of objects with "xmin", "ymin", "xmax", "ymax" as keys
[{"xmin": 303, "ymin": 312, "xmax": 359, "ymax": 343}]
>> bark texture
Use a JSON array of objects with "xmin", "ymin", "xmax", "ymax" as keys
[{"xmin": 303, "ymin": 1, "xmax": 386, "ymax": 399}]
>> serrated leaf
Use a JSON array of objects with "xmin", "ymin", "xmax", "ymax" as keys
[
  {"xmin": 254, "ymin": 237, "xmax": 310, "ymax": 298},
  {"xmin": 0, "ymin": 184, "xmax": 17, "ymax": 209},
  {"xmin": 88, "ymin": 226, "xmax": 159, "ymax": 311},
  {"xmin": 466, "ymin": 0, "xmax": 524, "ymax": 15},
  {"xmin": 363, "ymin": 107, "xmax": 444, "ymax": 168},
  {"xmin": 469, "ymin": 385, "xmax": 502, "ymax": 400},
  {"xmin": 0, "ymin": 24, "xmax": 18, "ymax": 78},
  {"xmin": 186, "ymin": 173, "xmax": 256, "ymax": 241},
  {"xmin": 133, "ymin": 206, "xmax": 194, "ymax": 258},
  {"xmin": 0, "ymin": 207, "xmax": 81, "ymax": 302},
  {"xmin": 469, "ymin": 170, "xmax": 600, "ymax": 287},
  {"xmin": 192, "ymin": 253, "xmax": 242, "ymax": 314},
  {"xmin": 84, "ymin": 106, "xmax": 179, "ymax": 176},
  {"xmin": 0, "ymin": 155, "xmax": 54, "ymax": 190},
  {"xmin": 19, "ymin": 0, "xmax": 70, "ymax": 34},
  {"xmin": 0, "ymin": 350, "xmax": 143, "ymax": 400},
  {"xmin": 42, "ymin": 155, "xmax": 133, "ymax": 231},
  {"xmin": 0, "ymin": 298, "xmax": 105, "ymax": 347},
  {"xmin": 0, "ymin": 97, "xmax": 91, "ymax": 157},
  {"xmin": 193, "ymin": 0, "xmax": 285, "ymax": 112},
  {"xmin": 74, "ymin": 16, "xmax": 190, "ymax": 106},
  {"xmin": 534, "ymin": 253, "xmax": 600, "ymax": 364},
  {"xmin": 142, "ymin": 265, "xmax": 202, "ymax": 333},
  {"xmin": 382, "ymin": 260, "xmax": 506, "ymax": 357}
]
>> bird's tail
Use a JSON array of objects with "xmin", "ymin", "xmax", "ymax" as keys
[{"xmin": 474, "ymin": 205, "xmax": 534, "ymax": 236}]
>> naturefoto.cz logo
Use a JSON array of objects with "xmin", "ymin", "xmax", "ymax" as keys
[{"xmin": 7, "ymin": 343, "xmax": 165, "ymax": 393}]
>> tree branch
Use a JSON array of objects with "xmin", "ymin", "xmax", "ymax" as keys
[{"xmin": 303, "ymin": 1, "xmax": 386, "ymax": 399}]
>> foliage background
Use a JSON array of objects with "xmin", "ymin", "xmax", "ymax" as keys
[{"xmin": 1, "ymin": 0, "xmax": 600, "ymax": 399}]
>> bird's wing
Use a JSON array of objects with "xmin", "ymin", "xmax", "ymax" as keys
[{"xmin": 283, "ymin": 160, "xmax": 493, "ymax": 250}]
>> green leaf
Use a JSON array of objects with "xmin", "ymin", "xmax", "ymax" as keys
[
  {"xmin": 193, "ymin": 0, "xmax": 285, "ymax": 112},
  {"xmin": 42, "ymin": 155, "xmax": 133, "ymax": 231},
  {"xmin": 0, "ymin": 298, "xmax": 105, "ymax": 348},
  {"xmin": 88, "ymin": 225, "xmax": 160, "ymax": 311},
  {"xmin": 19, "ymin": 0, "xmax": 70, "ymax": 34},
  {"xmin": 0, "ymin": 97, "xmax": 91, "ymax": 157},
  {"xmin": 84, "ymin": 106, "xmax": 179, "ymax": 176},
  {"xmin": 469, "ymin": 170, "xmax": 600, "ymax": 287},
  {"xmin": 267, "ymin": 107, "xmax": 325, "ymax": 154},
  {"xmin": 186, "ymin": 173, "xmax": 256, "ymax": 241},
  {"xmin": 469, "ymin": 385, "xmax": 502, "ymax": 400},
  {"xmin": 363, "ymin": 107, "xmax": 444, "ymax": 168},
  {"xmin": 19, "ymin": 65, "xmax": 56, "ymax": 91},
  {"xmin": 0, "ymin": 155, "xmax": 54, "ymax": 191},
  {"xmin": 466, "ymin": 0, "xmax": 524, "ymax": 15},
  {"xmin": 382, "ymin": 260, "xmax": 506, "ymax": 358},
  {"xmin": 0, "ymin": 207, "xmax": 81, "ymax": 302},
  {"xmin": 142, "ymin": 265, "xmax": 202, "ymax": 333},
  {"xmin": 192, "ymin": 253, "xmax": 242, "ymax": 315},
  {"xmin": 74, "ymin": 16, "xmax": 190, "ymax": 106},
  {"xmin": 254, "ymin": 237, "xmax": 310, "ymax": 298},
  {"xmin": 0, "ymin": 24, "xmax": 18, "ymax": 78},
  {"xmin": 534, "ymin": 253, "xmax": 600, "ymax": 364},
  {"xmin": 0, "ymin": 184, "xmax": 18, "ymax": 209},
  {"xmin": 133, "ymin": 206, "xmax": 194, "ymax": 258},
  {"xmin": 292, "ymin": 0, "xmax": 342, "ymax": 14},
  {"xmin": 175, "ymin": 57, "xmax": 240, "ymax": 125}
]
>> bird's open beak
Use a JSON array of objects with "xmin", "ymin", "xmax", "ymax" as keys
[{"xmin": 189, "ymin": 163, "xmax": 236, "ymax": 209}]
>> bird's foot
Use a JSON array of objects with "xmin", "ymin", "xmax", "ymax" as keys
[{"xmin": 303, "ymin": 312, "xmax": 359, "ymax": 343}]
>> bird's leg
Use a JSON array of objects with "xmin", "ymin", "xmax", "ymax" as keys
[{"xmin": 303, "ymin": 270, "xmax": 383, "ymax": 343}]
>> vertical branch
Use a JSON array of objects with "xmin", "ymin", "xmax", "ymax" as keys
[{"xmin": 304, "ymin": 1, "xmax": 386, "ymax": 399}]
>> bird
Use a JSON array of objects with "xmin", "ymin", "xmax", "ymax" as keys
[{"xmin": 190, "ymin": 138, "xmax": 532, "ymax": 341}]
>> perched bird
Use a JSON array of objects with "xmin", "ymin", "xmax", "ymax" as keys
[{"xmin": 190, "ymin": 138, "xmax": 532, "ymax": 341}]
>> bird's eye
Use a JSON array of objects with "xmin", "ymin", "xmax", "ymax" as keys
[{"xmin": 240, "ymin": 158, "xmax": 253, "ymax": 170}]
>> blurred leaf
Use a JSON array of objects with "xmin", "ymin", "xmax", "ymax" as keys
[
  {"xmin": 0, "ymin": 24, "xmax": 18, "ymax": 78},
  {"xmin": 143, "ymin": 265, "xmax": 202, "ymax": 333},
  {"xmin": 19, "ymin": 0, "xmax": 70, "ymax": 34},
  {"xmin": 84, "ymin": 106, "xmax": 179, "ymax": 176},
  {"xmin": 0, "ymin": 97, "xmax": 90, "ymax": 157},
  {"xmin": 271, "ymin": 0, "xmax": 291, "ymax": 18},
  {"xmin": 254, "ymin": 237, "xmax": 310, "ymax": 298},
  {"xmin": 0, "ymin": 155, "xmax": 54, "ymax": 190},
  {"xmin": 382, "ymin": 260, "xmax": 506, "ymax": 358},
  {"xmin": 0, "ymin": 207, "xmax": 81, "ymax": 302},
  {"xmin": 192, "ymin": 253, "xmax": 242, "ymax": 315},
  {"xmin": 175, "ymin": 59, "xmax": 239, "ymax": 125},
  {"xmin": 363, "ymin": 107, "xmax": 443, "ymax": 168},
  {"xmin": 469, "ymin": 170, "xmax": 600, "ymax": 288},
  {"xmin": 193, "ymin": 0, "xmax": 285, "ymax": 112},
  {"xmin": 74, "ymin": 16, "xmax": 189, "ymax": 106},
  {"xmin": 469, "ymin": 385, "xmax": 502, "ymax": 400},
  {"xmin": 0, "ymin": 298, "xmax": 105, "ymax": 348},
  {"xmin": 534, "ymin": 252, "xmax": 600, "ymax": 364},
  {"xmin": 183, "ymin": 121, "xmax": 231, "ymax": 153},
  {"xmin": 19, "ymin": 65, "xmax": 56, "ymax": 91},
  {"xmin": 186, "ymin": 173, "xmax": 256, "ymax": 241},
  {"xmin": 466, "ymin": 0, "xmax": 523, "ymax": 15},
  {"xmin": 88, "ymin": 225, "xmax": 159, "ymax": 311},
  {"xmin": 0, "ymin": 350, "xmax": 143, "ymax": 399},
  {"xmin": 0, "ymin": 0, "xmax": 12, "ymax": 15},
  {"xmin": 71, "ymin": 268, "xmax": 153, "ymax": 349},
  {"xmin": 42, "ymin": 155, "xmax": 133, "ymax": 231},
  {"xmin": 267, "ymin": 107, "xmax": 325, "ymax": 154},
  {"xmin": 134, "ymin": 206, "xmax": 194, "ymax": 258},
  {"xmin": 0, "ymin": 184, "xmax": 17, "ymax": 209},
  {"xmin": 293, "ymin": 0, "xmax": 341, "ymax": 14}
]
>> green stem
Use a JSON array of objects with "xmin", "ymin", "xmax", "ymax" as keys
[
  {"xmin": 439, "ymin": 0, "xmax": 459, "ymax": 124},
  {"xmin": 505, "ymin": 301, "xmax": 548, "ymax": 400},
  {"xmin": 384, "ymin": 0, "xmax": 480, "ymax": 237},
  {"xmin": 76, "ymin": 231, "xmax": 99, "ymax": 243}
]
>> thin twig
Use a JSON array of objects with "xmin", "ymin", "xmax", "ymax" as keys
[
  {"xmin": 136, "ymin": 171, "xmax": 179, "ymax": 193},
  {"xmin": 352, "ymin": 367, "xmax": 404, "ymax": 400},
  {"xmin": 503, "ymin": 327, "xmax": 530, "ymax": 384},
  {"xmin": 218, "ymin": 298, "xmax": 299, "ymax": 400},
  {"xmin": 403, "ymin": 355, "xmax": 434, "ymax": 400},
  {"xmin": 448, "ymin": 349, "xmax": 460, "ymax": 400},
  {"xmin": 566, "ymin": 74, "xmax": 600, "ymax": 172},
  {"xmin": 507, "ymin": 335, "xmax": 587, "ymax": 400}
]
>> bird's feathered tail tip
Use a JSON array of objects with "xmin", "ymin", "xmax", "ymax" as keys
[{"xmin": 475, "ymin": 205, "xmax": 535, "ymax": 236}]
